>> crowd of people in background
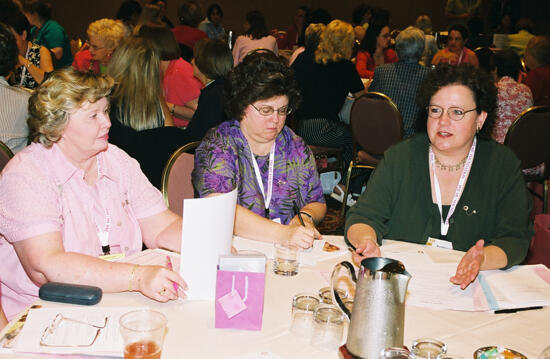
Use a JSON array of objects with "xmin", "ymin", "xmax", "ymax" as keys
[{"xmin": 0, "ymin": 0, "xmax": 549, "ymax": 329}]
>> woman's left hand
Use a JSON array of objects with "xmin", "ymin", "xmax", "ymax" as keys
[{"xmin": 450, "ymin": 239, "xmax": 485, "ymax": 290}]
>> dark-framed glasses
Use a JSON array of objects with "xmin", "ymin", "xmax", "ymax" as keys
[
  {"xmin": 426, "ymin": 105, "xmax": 477, "ymax": 121},
  {"xmin": 40, "ymin": 313, "xmax": 108, "ymax": 347},
  {"xmin": 250, "ymin": 103, "xmax": 292, "ymax": 117}
]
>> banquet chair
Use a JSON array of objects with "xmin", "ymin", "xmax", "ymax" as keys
[
  {"xmin": 504, "ymin": 106, "xmax": 550, "ymax": 213},
  {"xmin": 161, "ymin": 141, "xmax": 200, "ymax": 216},
  {"xmin": 341, "ymin": 92, "xmax": 403, "ymax": 215},
  {"xmin": 0, "ymin": 140, "xmax": 14, "ymax": 173}
]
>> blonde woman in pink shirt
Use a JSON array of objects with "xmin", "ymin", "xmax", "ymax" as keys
[{"xmin": 0, "ymin": 69, "xmax": 187, "ymax": 321}]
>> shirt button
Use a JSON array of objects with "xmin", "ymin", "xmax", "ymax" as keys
[
  {"xmin": 449, "ymin": 218, "xmax": 454, "ymax": 224},
  {"xmin": 125, "ymin": 246, "xmax": 129, "ymax": 251}
]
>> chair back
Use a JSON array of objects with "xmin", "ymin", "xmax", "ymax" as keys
[
  {"xmin": 504, "ymin": 106, "xmax": 550, "ymax": 169},
  {"xmin": 161, "ymin": 141, "xmax": 200, "ymax": 216},
  {"xmin": 0, "ymin": 140, "xmax": 14, "ymax": 173},
  {"xmin": 350, "ymin": 92, "xmax": 404, "ymax": 156}
]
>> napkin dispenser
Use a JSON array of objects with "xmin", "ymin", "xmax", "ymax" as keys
[{"xmin": 215, "ymin": 253, "xmax": 266, "ymax": 331}]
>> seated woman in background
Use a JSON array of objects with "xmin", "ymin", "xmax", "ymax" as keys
[
  {"xmin": 172, "ymin": 1, "xmax": 207, "ymax": 61},
  {"xmin": 432, "ymin": 24, "xmax": 479, "ymax": 67},
  {"xmin": 491, "ymin": 49, "xmax": 533, "ymax": 144},
  {"xmin": 0, "ymin": 69, "xmax": 186, "ymax": 321},
  {"xmin": 355, "ymin": 17, "xmax": 397, "ymax": 79},
  {"xmin": 198, "ymin": 3, "xmax": 225, "ymax": 41},
  {"xmin": 22, "ymin": 0, "xmax": 72, "ymax": 68},
  {"xmin": 107, "ymin": 37, "xmax": 193, "ymax": 188},
  {"xmin": 73, "ymin": 18, "xmax": 127, "ymax": 75},
  {"xmin": 139, "ymin": 25, "xmax": 203, "ymax": 128},
  {"xmin": 185, "ymin": 38, "xmax": 231, "ymax": 142},
  {"xmin": 232, "ymin": 11, "xmax": 278, "ymax": 66},
  {"xmin": 4, "ymin": 9, "xmax": 53, "ymax": 89},
  {"xmin": 523, "ymin": 35, "xmax": 550, "ymax": 107},
  {"xmin": 288, "ymin": 23, "xmax": 325, "ymax": 66},
  {"xmin": 193, "ymin": 51, "xmax": 326, "ymax": 249},
  {"xmin": 346, "ymin": 64, "xmax": 532, "ymax": 290},
  {"xmin": 292, "ymin": 19, "xmax": 365, "ymax": 174}
]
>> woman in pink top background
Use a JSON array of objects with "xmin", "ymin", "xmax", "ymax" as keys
[
  {"xmin": 355, "ymin": 17, "xmax": 398, "ymax": 79},
  {"xmin": 139, "ymin": 25, "xmax": 203, "ymax": 128},
  {"xmin": 0, "ymin": 69, "xmax": 187, "ymax": 320},
  {"xmin": 232, "ymin": 10, "xmax": 278, "ymax": 66},
  {"xmin": 432, "ymin": 24, "xmax": 479, "ymax": 68}
]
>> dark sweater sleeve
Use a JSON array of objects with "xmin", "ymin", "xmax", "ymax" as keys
[{"xmin": 486, "ymin": 146, "xmax": 533, "ymax": 268}]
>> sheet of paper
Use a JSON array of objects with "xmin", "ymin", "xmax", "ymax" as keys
[
  {"xmin": 480, "ymin": 265, "xmax": 550, "ymax": 310},
  {"xmin": 404, "ymin": 262, "xmax": 487, "ymax": 311},
  {"xmin": 227, "ymin": 352, "xmax": 284, "ymax": 359},
  {"xmin": 180, "ymin": 189, "xmax": 237, "ymax": 300},
  {"xmin": 10, "ymin": 306, "xmax": 146, "ymax": 356}
]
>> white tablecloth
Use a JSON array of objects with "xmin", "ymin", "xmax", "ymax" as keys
[{"xmin": 1, "ymin": 238, "xmax": 548, "ymax": 358}]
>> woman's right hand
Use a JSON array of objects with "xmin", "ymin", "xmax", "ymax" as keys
[
  {"xmin": 352, "ymin": 238, "xmax": 381, "ymax": 265},
  {"xmin": 286, "ymin": 224, "xmax": 316, "ymax": 249},
  {"xmin": 136, "ymin": 265, "xmax": 188, "ymax": 302}
]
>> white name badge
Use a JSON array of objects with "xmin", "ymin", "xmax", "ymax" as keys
[{"xmin": 426, "ymin": 237, "xmax": 453, "ymax": 250}]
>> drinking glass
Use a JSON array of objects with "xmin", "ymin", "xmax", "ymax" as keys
[
  {"xmin": 310, "ymin": 305, "xmax": 345, "ymax": 351},
  {"xmin": 290, "ymin": 293, "xmax": 319, "ymax": 338},
  {"xmin": 411, "ymin": 338, "xmax": 447, "ymax": 359},
  {"xmin": 119, "ymin": 309, "xmax": 167, "ymax": 359},
  {"xmin": 273, "ymin": 243, "xmax": 299, "ymax": 276},
  {"xmin": 318, "ymin": 286, "xmax": 348, "ymax": 304}
]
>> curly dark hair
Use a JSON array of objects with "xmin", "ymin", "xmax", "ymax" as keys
[
  {"xmin": 224, "ymin": 50, "xmax": 301, "ymax": 121},
  {"xmin": 0, "ymin": 22, "xmax": 18, "ymax": 77},
  {"xmin": 417, "ymin": 64, "xmax": 497, "ymax": 139}
]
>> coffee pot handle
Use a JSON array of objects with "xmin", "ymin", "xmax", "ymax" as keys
[{"xmin": 331, "ymin": 261, "xmax": 356, "ymax": 320}]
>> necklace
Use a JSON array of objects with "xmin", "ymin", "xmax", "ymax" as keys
[{"xmin": 431, "ymin": 147, "xmax": 468, "ymax": 172}]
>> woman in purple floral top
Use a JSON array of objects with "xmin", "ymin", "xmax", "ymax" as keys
[{"xmin": 192, "ymin": 51, "xmax": 326, "ymax": 248}]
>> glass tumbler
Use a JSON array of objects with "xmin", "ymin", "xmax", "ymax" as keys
[
  {"xmin": 310, "ymin": 305, "xmax": 345, "ymax": 351},
  {"xmin": 290, "ymin": 293, "xmax": 320, "ymax": 338},
  {"xmin": 411, "ymin": 338, "xmax": 447, "ymax": 359}
]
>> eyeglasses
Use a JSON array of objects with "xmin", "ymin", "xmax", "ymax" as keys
[
  {"xmin": 250, "ymin": 103, "xmax": 292, "ymax": 117},
  {"xmin": 426, "ymin": 105, "xmax": 477, "ymax": 121},
  {"xmin": 40, "ymin": 313, "xmax": 108, "ymax": 347},
  {"xmin": 86, "ymin": 41, "xmax": 105, "ymax": 51}
]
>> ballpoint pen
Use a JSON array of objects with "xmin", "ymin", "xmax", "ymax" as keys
[
  {"xmin": 165, "ymin": 256, "xmax": 179, "ymax": 292},
  {"xmin": 292, "ymin": 201, "xmax": 305, "ymax": 227}
]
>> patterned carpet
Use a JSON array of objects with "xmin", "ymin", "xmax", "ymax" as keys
[{"xmin": 317, "ymin": 196, "xmax": 345, "ymax": 235}]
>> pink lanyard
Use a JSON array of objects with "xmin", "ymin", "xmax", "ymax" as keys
[{"xmin": 429, "ymin": 137, "xmax": 476, "ymax": 236}]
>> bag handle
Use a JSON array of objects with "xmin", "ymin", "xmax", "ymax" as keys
[{"xmin": 231, "ymin": 274, "xmax": 249, "ymax": 302}]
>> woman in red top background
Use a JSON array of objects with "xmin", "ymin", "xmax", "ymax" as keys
[{"xmin": 355, "ymin": 17, "xmax": 397, "ymax": 79}]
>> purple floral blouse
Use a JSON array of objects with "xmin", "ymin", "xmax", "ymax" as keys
[{"xmin": 192, "ymin": 119, "xmax": 325, "ymax": 224}]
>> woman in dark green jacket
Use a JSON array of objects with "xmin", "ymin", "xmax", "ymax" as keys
[{"xmin": 346, "ymin": 64, "xmax": 532, "ymax": 290}]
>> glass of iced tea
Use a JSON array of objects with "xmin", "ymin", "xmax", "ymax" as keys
[{"xmin": 119, "ymin": 309, "xmax": 167, "ymax": 359}]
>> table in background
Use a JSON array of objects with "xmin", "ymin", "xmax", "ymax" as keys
[{"xmin": 1, "ymin": 239, "xmax": 548, "ymax": 358}]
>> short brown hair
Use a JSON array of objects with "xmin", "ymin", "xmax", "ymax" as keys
[{"xmin": 193, "ymin": 38, "xmax": 232, "ymax": 79}]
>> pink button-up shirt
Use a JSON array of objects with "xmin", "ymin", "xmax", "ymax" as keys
[{"xmin": 0, "ymin": 143, "xmax": 167, "ymax": 319}]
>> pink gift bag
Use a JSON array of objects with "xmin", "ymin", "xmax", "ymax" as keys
[{"xmin": 215, "ymin": 269, "xmax": 265, "ymax": 331}]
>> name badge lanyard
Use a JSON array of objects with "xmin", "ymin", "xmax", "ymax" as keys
[
  {"xmin": 249, "ymin": 143, "xmax": 275, "ymax": 219},
  {"xmin": 19, "ymin": 46, "xmax": 31, "ymax": 87},
  {"xmin": 430, "ymin": 137, "xmax": 476, "ymax": 237},
  {"xmin": 457, "ymin": 48, "xmax": 464, "ymax": 65},
  {"xmin": 91, "ymin": 157, "xmax": 111, "ymax": 255}
]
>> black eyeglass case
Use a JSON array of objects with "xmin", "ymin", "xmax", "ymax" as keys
[{"xmin": 39, "ymin": 282, "xmax": 102, "ymax": 305}]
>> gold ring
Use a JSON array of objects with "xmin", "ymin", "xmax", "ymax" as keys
[{"xmin": 159, "ymin": 288, "xmax": 166, "ymax": 296}]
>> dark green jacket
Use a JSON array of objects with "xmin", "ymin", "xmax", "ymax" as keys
[{"xmin": 345, "ymin": 134, "xmax": 533, "ymax": 268}]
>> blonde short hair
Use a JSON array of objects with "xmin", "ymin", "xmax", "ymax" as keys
[
  {"xmin": 87, "ymin": 18, "xmax": 128, "ymax": 50},
  {"xmin": 315, "ymin": 20, "xmax": 354, "ymax": 65},
  {"xmin": 28, "ymin": 68, "xmax": 114, "ymax": 147}
]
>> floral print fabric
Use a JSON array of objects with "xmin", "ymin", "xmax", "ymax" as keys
[
  {"xmin": 192, "ymin": 119, "xmax": 325, "ymax": 224},
  {"xmin": 492, "ymin": 76, "xmax": 533, "ymax": 144}
]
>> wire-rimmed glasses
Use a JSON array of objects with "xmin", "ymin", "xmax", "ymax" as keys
[
  {"xmin": 40, "ymin": 313, "xmax": 108, "ymax": 347},
  {"xmin": 426, "ymin": 105, "xmax": 477, "ymax": 121},
  {"xmin": 250, "ymin": 103, "xmax": 292, "ymax": 117}
]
